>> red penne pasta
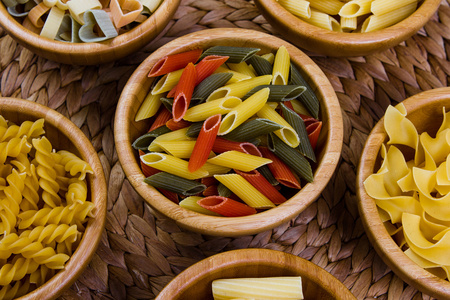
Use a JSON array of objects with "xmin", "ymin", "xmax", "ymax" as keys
[
  {"xmin": 159, "ymin": 188, "xmax": 179, "ymax": 204},
  {"xmin": 188, "ymin": 114, "xmax": 221, "ymax": 172},
  {"xmin": 306, "ymin": 121, "xmax": 322, "ymax": 150},
  {"xmin": 173, "ymin": 63, "xmax": 197, "ymax": 122},
  {"xmin": 201, "ymin": 176, "xmax": 218, "ymax": 187},
  {"xmin": 166, "ymin": 118, "xmax": 191, "ymax": 131},
  {"xmin": 282, "ymin": 100, "xmax": 295, "ymax": 111},
  {"xmin": 259, "ymin": 146, "xmax": 301, "ymax": 189},
  {"xmin": 148, "ymin": 49, "xmax": 202, "ymax": 77},
  {"xmin": 139, "ymin": 150, "xmax": 160, "ymax": 177},
  {"xmin": 203, "ymin": 185, "xmax": 219, "ymax": 197},
  {"xmin": 197, "ymin": 196, "xmax": 257, "ymax": 217},
  {"xmin": 212, "ymin": 137, "xmax": 262, "ymax": 157},
  {"xmin": 149, "ymin": 107, "xmax": 172, "ymax": 131},
  {"xmin": 234, "ymin": 169, "xmax": 287, "ymax": 204},
  {"xmin": 300, "ymin": 114, "xmax": 319, "ymax": 128}
]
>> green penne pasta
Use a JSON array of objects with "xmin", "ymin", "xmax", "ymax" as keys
[
  {"xmin": 186, "ymin": 121, "xmax": 204, "ymax": 138},
  {"xmin": 281, "ymin": 103, "xmax": 316, "ymax": 162},
  {"xmin": 258, "ymin": 165, "xmax": 279, "ymax": 186},
  {"xmin": 290, "ymin": 63, "xmax": 320, "ymax": 119},
  {"xmin": 268, "ymin": 133, "xmax": 313, "ymax": 182},
  {"xmin": 217, "ymin": 182, "xmax": 233, "ymax": 198},
  {"xmin": 223, "ymin": 118, "xmax": 283, "ymax": 142},
  {"xmin": 191, "ymin": 72, "xmax": 233, "ymax": 102},
  {"xmin": 132, "ymin": 125, "xmax": 171, "ymax": 150},
  {"xmin": 243, "ymin": 85, "xmax": 306, "ymax": 102},
  {"xmin": 160, "ymin": 97, "xmax": 173, "ymax": 111},
  {"xmin": 199, "ymin": 46, "xmax": 260, "ymax": 63},
  {"xmin": 247, "ymin": 54, "xmax": 273, "ymax": 76},
  {"xmin": 144, "ymin": 172, "xmax": 207, "ymax": 196}
]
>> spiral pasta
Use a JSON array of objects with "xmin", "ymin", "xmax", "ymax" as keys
[{"xmin": 0, "ymin": 116, "xmax": 94, "ymax": 298}]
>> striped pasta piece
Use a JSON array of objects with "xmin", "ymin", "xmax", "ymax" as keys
[
  {"xmin": 370, "ymin": 0, "xmax": 416, "ymax": 16},
  {"xmin": 290, "ymin": 63, "xmax": 320, "ymax": 119},
  {"xmin": 272, "ymin": 45, "xmax": 290, "ymax": 85},
  {"xmin": 144, "ymin": 172, "xmax": 207, "ymax": 196},
  {"xmin": 198, "ymin": 46, "xmax": 260, "ymax": 64},
  {"xmin": 203, "ymin": 184, "xmax": 219, "ymax": 197},
  {"xmin": 222, "ymin": 118, "xmax": 283, "ymax": 142},
  {"xmin": 206, "ymin": 74, "xmax": 272, "ymax": 101},
  {"xmin": 214, "ymin": 174, "xmax": 275, "ymax": 209},
  {"xmin": 56, "ymin": 150, "xmax": 93, "ymax": 181},
  {"xmin": 151, "ymin": 68, "xmax": 184, "ymax": 95},
  {"xmin": 219, "ymin": 87, "xmax": 270, "ymax": 135},
  {"xmin": 132, "ymin": 125, "xmax": 171, "ymax": 151},
  {"xmin": 148, "ymin": 49, "xmax": 202, "ymax": 77},
  {"xmin": 227, "ymin": 61, "xmax": 257, "ymax": 78},
  {"xmin": 309, "ymin": 0, "xmax": 344, "ymax": 15},
  {"xmin": 186, "ymin": 122, "xmax": 203, "ymax": 138},
  {"xmin": 247, "ymin": 54, "xmax": 273, "ymax": 76},
  {"xmin": 302, "ymin": 9, "xmax": 341, "ymax": 31},
  {"xmin": 179, "ymin": 196, "xmax": 221, "ymax": 216},
  {"xmin": 172, "ymin": 62, "xmax": 197, "ymax": 122},
  {"xmin": 149, "ymin": 107, "xmax": 172, "ymax": 131},
  {"xmin": 183, "ymin": 96, "xmax": 242, "ymax": 122},
  {"xmin": 139, "ymin": 150, "xmax": 160, "ymax": 177},
  {"xmin": 268, "ymin": 133, "xmax": 313, "ymax": 182},
  {"xmin": 341, "ymin": 16, "xmax": 358, "ymax": 32},
  {"xmin": 0, "ymin": 257, "xmax": 39, "ymax": 285},
  {"xmin": 235, "ymin": 169, "xmax": 287, "ymax": 204},
  {"xmin": 153, "ymin": 140, "xmax": 202, "ymax": 158},
  {"xmin": 0, "ymin": 277, "xmax": 30, "ymax": 299},
  {"xmin": 141, "ymin": 152, "xmax": 208, "ymax": 180},
  {"xmin": 281, "ymin": 103, "xmax": 316, "ymax": 162},
  {"xmin": 166, "ymin": 118, "xmax": 191, "ymax": 131},
  {"xmin": 306, "ymin": 120, "xmax": 323, "ymax": 150},
  {"xmin": 213, "ymin": 66, "xmax": 252, "ymax": 83},
  {"xmin": 244, "ymin": 85, "xmax": 306, "ymax": 102},
  {"xmin": 148, "ymin": 127, "xmax": 191, "ymax": 152},
  {"xmin": 190, "ymin": 72, "xmax": 233, "ymax": 102},
  {"xmin": 278, "ymin": 0, "xmax": 311, "ymax": 19},
  {"xmin": 207, "ymin": 150, "xmax": 272, "ymax": 172},
  {"xmin": 339, "ymin": 0, "xmax": 373, "ymax": 18},
  {"xmin": 197, "ymin": 196, "xmax": 257, "ymax": 217},
  {"xmin": 0, "ymin": 118, "xmax": 45, "ymax": 143},
  {"xmin": 361, "ymin": 2, "xmax": 417, "ymax": 32},
  {"xmin": 257, "ymin": 104, "xmax": 300, "ymax": 148},
  {"xmin": 135, "ymin": 92, "xmax": 164, "ymax": 121},
  {"xmin": 259, "ymin": 146, "xmax": 301, "ymax": 189},
  {"xmin": 212, "ymin": 137, "xmax": 262, "ymax": 156},
  {"xmin": 199, "ymin": 162, "xmax": 231, "ymax": 176},
  {"xmin": 189, "ymin": 114, "xmax": 221, "ymax": 172},
  {"xmin": 0, "ymin": 136, "xmax": 32, "ymax": 164}
]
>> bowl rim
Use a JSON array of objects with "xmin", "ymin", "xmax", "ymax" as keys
[
  {"xmin": 356, "ymin": 87, "xmax": 450, "ymax": 299},
  {"xmin": 0, "ymin": 0, "xmax": 180, "ymax": 65},
  {"xmin": 155, "ymin": 248, "xmax": 357, "ymax": 300},
  {"xmin": 115, "ymin": 27, "xmax": 343, "ymax": 237},
  {"xmin": 253, "ymin": 0, "xmax": 442, "ymax": 57},
  {"xmin": 0, "ymin": 97, "xmax": 107, "ymax": 300}
]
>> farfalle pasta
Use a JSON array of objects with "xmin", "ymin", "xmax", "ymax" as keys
[
  {"xmin": 0, "ymin": 116, "xmax": 94, "ymax": 299},
  {"xmin": 364, "ymin": 103, "xmax": 450, "ymax": 280}
]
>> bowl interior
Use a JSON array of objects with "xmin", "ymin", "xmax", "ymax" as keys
[
  {"xmin": 357, "ymin": 87, "xmax": 450, "ymax": 299},
  {"xmin": 0, "ymin": 98, "xmax": 107, "ymax": 299},
  {"xmin": 115, "ymin": 28, "xmax": 343, "ymax": 237},
  {"xmin": 156, "ymin": 249, "xmax": 356, "ymax": 300}
]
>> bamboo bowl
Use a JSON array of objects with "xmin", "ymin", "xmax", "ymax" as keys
[
  {"xmin": 0, "ymin": 0, "xmax": 180, "ymax": 65},
  {"xmin": 115, "ymin": 28, "xmax": 343, "ymax": 237},
  {"xmin": 156, "ymin": 248, "xmax": 356, "ymax": 300},
  {"xmin": 254, "ymin": 0, "xmax": 441, "ymax": 57},
  {"xmin": 357, "ymin": 88, "xmax": 450, "ymax": 299},
  {"xmin": 0, "ymin": 98, "xmax": 107, "ymax": 300}
]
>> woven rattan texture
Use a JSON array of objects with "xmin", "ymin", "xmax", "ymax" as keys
[{"xmin": 1, "ymin": 0, "xmax": 450, "ymax": 299}]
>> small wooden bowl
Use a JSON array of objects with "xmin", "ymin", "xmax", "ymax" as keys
[
  {"xmin": 254, "ymin": 0, "xmax": 441, "ymax": 57},
  {"xmin": 115, "ymin": 28, "xmax": 343, "ymax": 237},
  {"xmin": 357, "ymin": 87, "xmax": 450, "ymax": 299},
  {"xmin": 156, "ymin": 248, "xmax": 356, "ymax": 300},
  {"xmin": 0, "ymin": 0, "xmax": 180, "ymax": 65},
  {"xmin": 0, "ymin": 98, "xmax": 107, "ymax": 300}
]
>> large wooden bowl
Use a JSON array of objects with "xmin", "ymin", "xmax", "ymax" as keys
[
  {"xmin": 0, "ymin": 98, "xmax": 107, "ymax": 299},
  {"xmin": 357, "ymin": 87, "xmax": 450, "ymax": 299},
  {"xmin": 156, "ymin": 248, "xmax": 356, "ymax": 300},
  {"xmin": 0, "ymin": 0, "xmax": 180, "ymax": 65},
  {"xmin": 254, "ymin": 0, "xmax": 441, "ymax": 57},
  {"xmin": 114, "ymin": 28, "xmax": 343, "ymax": 237}
]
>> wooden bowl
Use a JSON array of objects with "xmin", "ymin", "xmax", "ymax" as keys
[
  {"xmin": 114, "ymin": 28, "xmax": 343, "ymax": 237},
  {"xmin": 0, "ymin": 0, "xmax": 180, "ymax": 65},
  {"xmin": 356, "ymin": 87, "xmax": 450, "ymax": 299},
  {"xmin": 156, "ymin": 248, "xmax": 356, "ymax": 300},
  {"xmin": 0, "ymin": 98, "xmax": 107, "ymax": 300},
  {"xmin": 254, "ymin": 0, "xmax": 441, "ymax": 57}
]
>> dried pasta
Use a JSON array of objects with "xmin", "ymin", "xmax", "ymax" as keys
[{"xmin": 0, "ymin": 117, "xmax": 94, "ymax": 297}]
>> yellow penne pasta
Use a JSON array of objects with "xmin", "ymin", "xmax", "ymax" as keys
[
  {"xmin": 339, "ymin": 0, "xmax": 373, "ymax": 18},
  {"xmin": 206, "ymin": 151, "xmax": 272, "ymax": 172},
  {"xmin": 141, "ymin": 152, "xmax": 208, "ymax": 180},
  {"xmin": 152, "ymin": 140, "xmax": 214, "ymax": 159},
  {"xmin": 206, "ymin": 75, "xmax": 272, "ymax": 102},
  {"xmin": 218, "ymin": 88, "xmax": 270, "ymax": 135},
  {"xmin": 151, "ymin": 68, "xmax": 184, "ymax": 95},
  {"xmin": 135, "ymin": 92, "xmax": 164, "ymax": 121},
  {"xmin": 200, "ymin": 162, "xmax": 232, "ymax": 176},
  {"xmin": 148, "ymin": 127, "xmax": 191, "ymax": 152},
  {"xmin": 261, "ymin": 53, "xmax": 274, "ymax": 64},
  {"xmin": 183, "ymin": 96, "xmax": 242, "ymax": 122},
  {"xmin": 309, "ymin": 0, "xmax": 344, "ymax": 15},
  {"xmin": 340, "ymin": 16, "xmax": 357, "ymax": 32},
  {"xmin": 257, "ymin": 104, "xmax": 300, "ymax": 148},
  {"xmin": 301, "ymin": 9, "xmax": 341, "ymax": 31},
  {"xmin": 214, "ymin": 174, "xmax": 275, "ymax": 208},
  {"xmin": 290, "ymin": 99, "xmax": 311, "ymax": 116},
  {"xmin": 227, "ymin": 61, "xmax": 257, "ymax": 78},
  {"xmin": 212, "ymin": 276, "xmax": 303, "ymax": 300},
  {"xmin": 272, "ymin": 45, "xmax": 290, "ymax": 86},
  {"xmin": 370, "ymin": 0, "xmax": 416, "ymax": 16},
  {"xmin": 179, "ymin": 196, "xmax": 221, "ymax": 216},
  {"xmin": 361, "ymin": 2, "xmax": 417, "ymax": 32},
  {"xmin": 278, "ymin": 0, "xmax": 311, "ymax": 19},
  {"xmin": 213, "ymin": 66, "xmax": 252, "ymax": 83}
]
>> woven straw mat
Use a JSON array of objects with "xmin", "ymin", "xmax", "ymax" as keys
[{"xmin": 1, "ymin": 0, "xmax": 450, "ymax": 299}]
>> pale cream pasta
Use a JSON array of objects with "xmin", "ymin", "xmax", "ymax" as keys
[
  {"xmin": 272, "ymin": 45, "xmax": 290, "ymax": 85},
  {"xmin": 278, "ymin": 0, "xmax": 311, "ymax": 20},
  {"xmin": 309, "ymin": 0, "xmax": 344, "ymax": 15},
  {"xmin": 361, "ymin": 2, "xmax": 417, "ymax": 32}
]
